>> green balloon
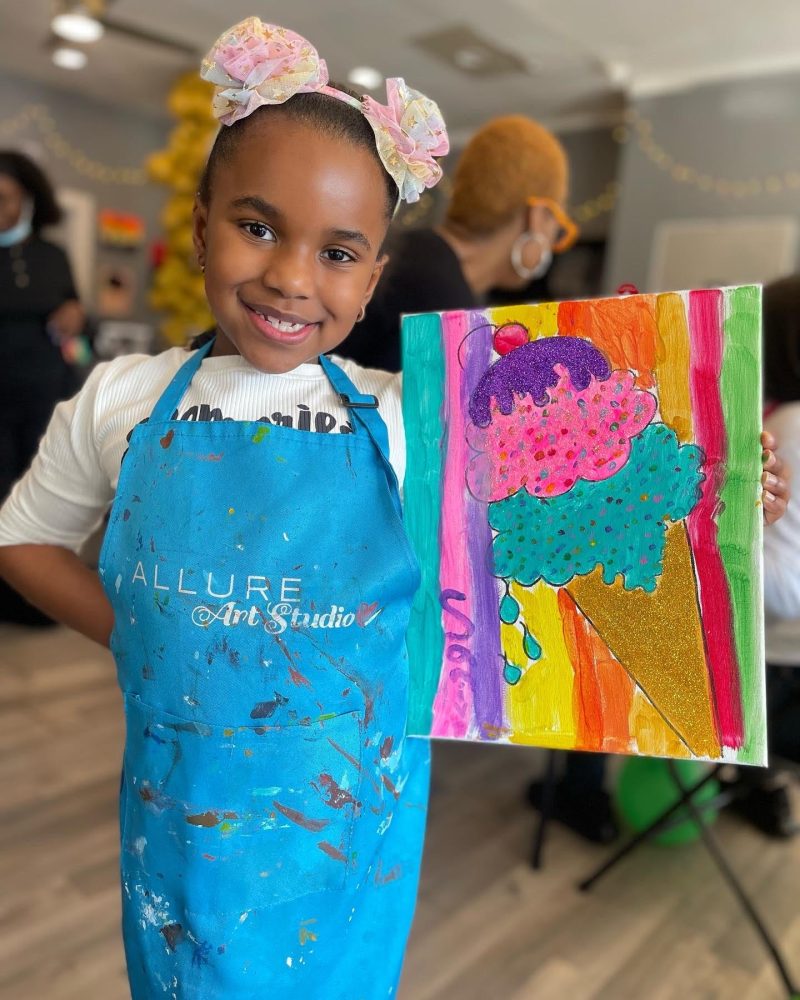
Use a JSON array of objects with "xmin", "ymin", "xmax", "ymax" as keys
[{"xmin": 614, "ymin": 757, "xmax": 720, "ymax": 845}]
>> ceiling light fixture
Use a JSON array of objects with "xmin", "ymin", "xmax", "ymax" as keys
[
  {"xmin": 52, "ymin": 46, "xmax": 89, "ymax": 69},
  {"xmin": 414, "ymin": 25, "xmax": 529, "ymax": 78},
  {"xmin": 51, "ymin": 1, "xmax": 105, "ymax": 44},
  {"xmin": 347, "ymin": 66, "xmax": 384, "ymax": 90},
  {"xmin": 453, "ymin": 48, "xmax": 486, "ymax": 72}
]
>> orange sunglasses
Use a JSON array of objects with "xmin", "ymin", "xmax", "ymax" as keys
[{"xmin": 527, "ymin": 196, "xmax": 579, "ymax": 253}]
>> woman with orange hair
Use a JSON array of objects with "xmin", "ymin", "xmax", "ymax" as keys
[{"xmin": 338, "ymin": 114, "xmax": 577, "ymax": 371}]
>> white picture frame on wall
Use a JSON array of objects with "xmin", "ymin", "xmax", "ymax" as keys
[{"xmin": 648, "ymin": 216, "xmax": 799, "ymax": 293}]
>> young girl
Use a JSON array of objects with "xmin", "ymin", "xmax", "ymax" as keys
[
  {"xmin": 0, "ymin": 18, "xmax": 448, "ymax": 999},
  {"xmin": 0, "ymin": 18, "xmax": 791, "ymax": 1000}
]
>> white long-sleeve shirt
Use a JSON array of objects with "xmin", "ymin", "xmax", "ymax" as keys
[{"xmin": 0, "ymin": 348, "xmax": 404, "ymax": 554}]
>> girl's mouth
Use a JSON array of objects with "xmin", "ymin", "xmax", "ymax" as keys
[{"xmin": 243, "ymin": 302, "xmax": 319, "ymax": 344}]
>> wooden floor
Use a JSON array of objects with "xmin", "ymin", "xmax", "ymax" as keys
[{"xmin": 2, "ymin": 625, "xmax": 799, "ymax": 1000}]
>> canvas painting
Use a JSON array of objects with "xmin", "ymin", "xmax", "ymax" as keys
[{"xmin": 403, "ymin": 286, "xmax": 766, "ymax": 764}]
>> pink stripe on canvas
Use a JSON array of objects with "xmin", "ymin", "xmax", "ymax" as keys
[{"xmin": 432, "ymin": 312, "xmax": 476, "ymax": 736}]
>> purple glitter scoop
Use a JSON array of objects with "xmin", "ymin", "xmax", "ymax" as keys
[{"xmin": 469, "ymin": 335, "xmax": 611, "ymax": 427}]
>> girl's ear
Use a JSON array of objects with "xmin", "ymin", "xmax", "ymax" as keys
[
  {"xmin": 193, "ymin": 197, "xmax": 208, "ymax": 270},
  {"xmin": 527, "ymin": 201, "xmax": 559, "ymax": 243},
  {"xmin": 362, "ymin": 253, "xmax": 389, "ymax": 310}
]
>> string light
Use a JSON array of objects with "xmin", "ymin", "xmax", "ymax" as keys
[
  {"xmin": 620, "ymin": 108, "xmax": 800, "ymax": 199},
  {"xmin": 571, "ymin": 181, "xmax": 620, "ymax": 224},
  {"xmin": 0, "ymin": 103, "xmax": 147, "ymax": 185},
  {"xmin": 3, "ymin": 101, "xmax": 797, "ymax": 207}
]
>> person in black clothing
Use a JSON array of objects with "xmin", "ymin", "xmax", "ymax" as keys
[
  {"xmin": 338, "ymin": 115, "xmax": 577, "ymax": 372},
  {"xmin": 337, "ymin": 227, "xmax": 475, "ymax": 371},
  {"xmin": 0, "ymin": 151, "xmax": 85, "ymax": 624}
]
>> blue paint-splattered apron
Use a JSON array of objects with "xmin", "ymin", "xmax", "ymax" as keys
[{"xmin": 99, "ymin": 342, "xmax": 429, "ymax": 999}]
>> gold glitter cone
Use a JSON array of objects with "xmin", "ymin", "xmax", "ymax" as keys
[{"xmin": 565, "ymin": 520, "xmax": 721, "ymax": 759}]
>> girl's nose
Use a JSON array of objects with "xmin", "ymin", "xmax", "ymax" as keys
[{"xmin": 260, "ymin": 243, "xmax": 314, "ymax": 300}]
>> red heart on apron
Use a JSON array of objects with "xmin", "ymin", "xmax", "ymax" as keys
[{"xmin": 356, "ymin": 601, "xmax": 380, "ymax": 627}]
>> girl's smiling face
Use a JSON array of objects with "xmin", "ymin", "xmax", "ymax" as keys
[{"xmin": 194, "ymin": 118, "xmax": 391, "ymax": 373}]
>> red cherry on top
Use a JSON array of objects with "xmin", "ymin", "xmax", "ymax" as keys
[{"xmin": 493, "ymin": 323, "xmax": 529, "ymax": 356}]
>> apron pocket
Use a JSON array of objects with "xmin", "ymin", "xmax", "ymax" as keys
[{"xmin": 120, "ymin": 695, "xmax": 365, "ymax": 921}]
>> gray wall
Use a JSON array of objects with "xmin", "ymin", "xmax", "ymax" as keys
[
  {"xmin": 605, "ymin": 72, "xmax": 800, "ymax": 292},
  {"xmin": 559, "ymin": 127, "xmax": 620, "ymax": 241},
  {"xmin": 0, "ymin": 70, "xmax": 169, "ymax": 321}
]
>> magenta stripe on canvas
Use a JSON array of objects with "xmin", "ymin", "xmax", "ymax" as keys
[{"xmin": 687, "ymin": 290, "xmax": 744, "ymax": 746}]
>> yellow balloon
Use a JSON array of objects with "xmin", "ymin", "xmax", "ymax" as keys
[
  {"xmin": 161, "ymin": 196, "xmax": 194, "ymax": 232},
  {"xmin": 161, "ymin": 317, "xmax": 188, "ymax": 346},
  {"xmin": 146, "ymin": 151, "xmax": 172, "ymax": 183},
  {"xmin": 193, "ymin": 278, "xmax": 207, "ymax": 296},
  {"xmin": 151, "ymin": 71, "xmax": 218, "ymax": 333}
]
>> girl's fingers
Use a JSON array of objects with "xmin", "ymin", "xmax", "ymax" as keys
[
  {"xmin": 762, "ymin": 474, "xmax": 788, "ymax": 499},
  {"xmin": 761, "ymin": 448, "xmax": 791, "ymax": 480},
  {"xmin": 762, "ymin": 442, "xmax": 780, "ymax": 471},
  {"xmin": 762, "ymin": 460, "xmax": 791, "ymax": 525},
  {"xmin": 763, "ymin": 491, "xmax": 788, "ymax": 526},
  {"xmin": 760, "ymin": 434, "xmax": 791, "ymax": 525}
]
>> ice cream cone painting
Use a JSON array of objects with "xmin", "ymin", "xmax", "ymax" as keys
[{"xmin": 403, "ymin": 287, "xmax": 766, "ymax": 764}]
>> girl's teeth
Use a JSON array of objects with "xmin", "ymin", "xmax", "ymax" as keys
[
  {"xmin": 251, "ymin": 306, "xmax": 306, "ymax": 333},
  {"xmin": 262, "ymin": 312, "xmax": 305, "ymax": 332}
]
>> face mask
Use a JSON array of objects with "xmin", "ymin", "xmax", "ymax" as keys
[{"xmin": 0, "ymin": 197, "xmax": 33, "ymax": 248}]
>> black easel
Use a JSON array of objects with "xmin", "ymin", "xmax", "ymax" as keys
[
  {"xmin": 531, "ymin": 749, "xmax": 559, "ymax": 869},
  {"xmin": 575, "ymin": 760, "xmax": 799, "ymax": 999}
]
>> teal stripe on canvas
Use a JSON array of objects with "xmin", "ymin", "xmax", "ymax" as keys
[
  {"xmin": 402, "ymin": 313, "xmax": 446, "ymax": 734},
  {"xmin": 720, "ymin": 284, "xmax": 765, "ymax": 763}
]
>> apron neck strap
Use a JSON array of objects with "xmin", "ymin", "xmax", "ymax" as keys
[
  {"xmin": 150, "ymin": 340, "xmax": 215, "ymax": 422},
  {"xmin": 318, "ymin": 355, "xmax": 388, "ymax": 453},
  {"xmin": 319, "ymin": 354, "xmax": 403, "ymax": 519}
]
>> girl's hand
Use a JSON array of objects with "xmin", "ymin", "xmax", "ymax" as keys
[
  {"xmin": 761, "ymin": 430, "xmax": 791, "ymax": 526},
  {"xmin": 0, "ymin": 543, "xmax": 114, "ymax": 647},
  {"xmin": 47, "ymin": 299, "xmax": 85, "ymax": 341}
]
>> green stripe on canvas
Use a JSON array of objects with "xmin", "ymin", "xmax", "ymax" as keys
[
  {"xmin": 402, "ymin": 313, "xmax": 446, "ymax": 734},
  {"xmin": 720, "ymin": 284, "xmax": 765, "ymax": 763}
]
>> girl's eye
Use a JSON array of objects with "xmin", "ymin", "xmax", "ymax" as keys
[
  {"xmin": 323, "ymin": 248, "xmax": 356, "ymax": 264},
  {"xmin": 242, "ymin": 221, "xmax": 275, "ymax": 241}
]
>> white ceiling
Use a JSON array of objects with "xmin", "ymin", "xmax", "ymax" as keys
[{"xmin": 4, "ymin": 0, "xmax": 800, "ymax": 136}]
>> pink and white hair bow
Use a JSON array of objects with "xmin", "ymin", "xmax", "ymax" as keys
[{"xmin": 200, "ymin": 17, "xmax": 449, "ymax": 204}]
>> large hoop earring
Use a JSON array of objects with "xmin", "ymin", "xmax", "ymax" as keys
[{"xmin": 511, "ymin": 231, "xmax": 552, "ymax": 280}]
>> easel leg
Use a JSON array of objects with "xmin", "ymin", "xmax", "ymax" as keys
[
  {"xmin": 532, "ymin": 750, "xmax": 558, "ymax": 869},
  {"xmin": 578, "ymin": 765, "xmax": 722, "ymax": 892},
  {"xmin": 668, "ymin": 761, "xmax": 799, "ymax": 998}
]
